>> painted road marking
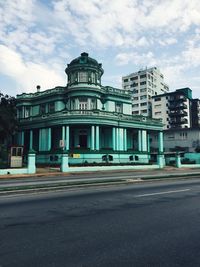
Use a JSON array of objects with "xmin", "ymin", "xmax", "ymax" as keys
[{"xmin": 135, "ymin": 188, "xmax": 191, "ymax": 198}]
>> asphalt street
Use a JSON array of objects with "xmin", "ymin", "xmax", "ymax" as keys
[{"xmin": 1, "ymin": 178, "xmax": 200, "ymax": 266}]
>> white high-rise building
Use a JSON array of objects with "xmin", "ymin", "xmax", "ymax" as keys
[{"xmin": 122, "ymin": 67, "xmax": 169, "ymax": 117}]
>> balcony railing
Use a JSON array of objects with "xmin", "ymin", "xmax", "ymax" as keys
[
  {"xmin": 17, "ymin": 85, "xmax": 131, "ymax": 100},
  {"xmin": 17, "ymin": 86, "xmax": 65, "ymax": 99},
  {"xmin": 169, "ymin": 96, "xmax": 187, "ymax": 102},
  {"xmin": 169, "ymin": 103, "xmax": 187, "ymax": 109},
  {"xmin": 19, "ymin": 109, "xmax": 162, "ymax": 125},
  {"xmin": 169, "ymin": 111, "xmax": 188, "ymax": 117},
  {"xmin": 170, "ymin": 119, "xmax": 188, "ymax": 124}
]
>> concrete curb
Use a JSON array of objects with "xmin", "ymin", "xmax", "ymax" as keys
[{"xmin": 0, "ymin": 166, "xmax": 199, "ymax": 179}]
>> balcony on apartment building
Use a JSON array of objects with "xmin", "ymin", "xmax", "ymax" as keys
[
  {"xmin": 168, "ymin": 95, "xmax": 187, "ymax": 102},
  {"xmin": 170, "ymin": 118, "xmax": 188, "ymax": 125},
  {"xmin": 168, "ymin": 103, "xmax": 187, "ymax": 110},
  {"xmin": 169, "ymin": 110, "xmax": 188, "ymax": 117}
]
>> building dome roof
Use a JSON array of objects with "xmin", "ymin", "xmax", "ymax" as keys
[
  {"xmin": 69, "ymin": 52, "xmax": 100, "ymax": 67},
  {"xmin": 65, "ymin": 52, "xmax": 104, "ymax": 74},
  {"xmin": 65, "ymin": 53, "xmax": 104, "ymax": 86}
]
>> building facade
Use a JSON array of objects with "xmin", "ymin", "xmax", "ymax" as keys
[
  {"xmin": 152, "ymin": 88, "xmax": 192, "ymax": 129},
  {"xmin": 191, "ymin": 98, "xmax": 200, "ymax": 128},
  {"xmin": 16, "ymin": 53, "xmax": 164, "ymax": 166},
  {"xmin": 151, "ymin": 128, "xmax": 200, "ymax": 153},
  {"xmin": 122, "ymin": 67, "xmax": 169, "ymax": 117}
]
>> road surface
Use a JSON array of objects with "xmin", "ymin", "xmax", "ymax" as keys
[{"xmin": 1, "ymin": 178, "xmax": 200, "ymax": 266}]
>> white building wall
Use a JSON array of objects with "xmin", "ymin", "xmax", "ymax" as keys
[
  {"xmin": 151, "ymin": 129, "xmax": 200, "ymax": 153},
  {"xmin": 97, "ymin": 99, "xmax": 102, "ymax": 110},
  {"xmin": 185, "ymin": 99, "xmax": 191, "ymax": 128},
  {"xmin": 152, "ymin": 95, "xmax": 169, "ymax": 129},
  {"xmin": 122, "ymin": 67, "xmax": 169, "ymax": 117},
  {"xmin": 123, "ymin": 103, "xmax": 131, "ymax": 115}
]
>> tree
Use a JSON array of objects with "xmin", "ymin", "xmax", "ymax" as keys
[{"xmin": 0, "ymin": 92, "xmax": 17, "ymax": 144}]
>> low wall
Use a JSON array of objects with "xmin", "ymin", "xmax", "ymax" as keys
[
  {"xmin": 0, "ymin": 152, "xmax": 36, "ymax": 175},
  {"xmin": 0, "ymin": 168, "xmax": 29, "ymax": 175},
  {"xmin": 184, "ymin": 153, "xmax": 200, "ymax": 164},
  {"xmin": 67, "ymin": 164, "xmax": 160, "ymax": 172},
  {"xmin": 36, "ymin": 152, "xmax": 149, "ymax": 165},
  {"xmin": 180, "ymin": 164, "xmax": 200, "ymax": 168}
]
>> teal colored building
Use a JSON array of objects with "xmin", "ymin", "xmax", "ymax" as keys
[{"xmin": 16, "ymin": 52, "xmax": 164, "ymax": 166}]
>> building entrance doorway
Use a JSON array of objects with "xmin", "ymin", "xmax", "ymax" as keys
[{"xmin": 79, "ymin": 134, "xmax": 87, "ymax": 148}]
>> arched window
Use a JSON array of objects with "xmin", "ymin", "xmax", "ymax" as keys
[
  {"xmin": 79, "ymin": 97, "xmax": 88, "ymax": 110},
  {"xmin": 91, "ymin": 98, "xmax": 96, "ymax": 109},
  {"xmin": 78, "ymin": 72, "xmax": 88, "ymax": 82},
  {"xmin": 71, "ymin": 99, "xmax": 76, "ymax": 110},
  {"xmin": 91, "ymin": 72, "xmax": 96, "ymax": 83}
]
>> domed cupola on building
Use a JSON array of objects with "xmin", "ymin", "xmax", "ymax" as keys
[{"xmin": 65, "ymin": 52, "xmax": 104, "ymax": 86}]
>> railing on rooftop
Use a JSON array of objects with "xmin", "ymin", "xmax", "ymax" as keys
[
  {"xmin": 17, "ymin": 87, "xmax": 66, "ymax": 99},
  {"xmin": 17, "ymin": 86, "xmax": 131, "ymax": 100},
  {"xmin": 19, "ymin": 109, "xmax": 162, "ymax": 125}
]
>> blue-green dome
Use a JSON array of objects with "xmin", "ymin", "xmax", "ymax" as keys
[
  {"xmin": 65, "ymin": 52, "xmax": 104, "ymax": 86},
  {"xmin": 69, "ymin": 52, "xmax": 100, "ymax": 67}
]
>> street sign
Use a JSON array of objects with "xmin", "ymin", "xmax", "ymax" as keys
[{"xmin": 59, "ymin": 140, "xmax": 65, "ymax": 148}]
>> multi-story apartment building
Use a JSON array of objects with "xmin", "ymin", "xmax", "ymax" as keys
[
  {"xmin": 152, "ymin": 88, "xmax": 192, "ymax": 129},
  {"xmin": 122, "ymin": 67, "xmax": 169, "ymax": 117},
  {"xmin": 191, "ymin": 98, "xmax": 200, "ymax": 128}
]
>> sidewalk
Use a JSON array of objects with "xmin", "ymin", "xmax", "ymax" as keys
[
  {"xmin": 0, "ymin": 166, "xmax": 200, "ymax": 196},
  {"xmin": 0, "ymin": 165, "xmax": 200, "ymax": 180}
]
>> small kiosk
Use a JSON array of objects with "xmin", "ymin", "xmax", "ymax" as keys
[{"xmin": 9, "ymin": 146, "xmax": 24, "ymax": 168}]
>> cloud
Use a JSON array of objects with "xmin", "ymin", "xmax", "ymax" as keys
[
  {"xmin": 115, "ymin": 51, "xmax": 156, "ymax": 66},
  {"xmin": 159, "ymin": 37, "xmax": 177, "ymax": 46},
  {"xmin": 49, "ymin": 0, "xmax": 200, "ymax": 48},
  {"xmin": 1, "ymin": 0, "xmax": 200, "ymax": 97},
  {"xmin": 0, "ymin": 45, "xmax": 65, "ymax": 93}
]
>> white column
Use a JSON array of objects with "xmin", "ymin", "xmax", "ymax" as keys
[
  {"xmin": 62, "ymin": 126, "xmax": 65, "ymax": 141},
  {"xmin": 141, "ymin": 130, "xmax": 147, "ymax": 151},
  {"xmin": 91, "ymin": 125, "xmax": 95, "ymax": 150},
  {"xmin": 66, "ymin": 126, "xmax": 69, "ymax": 150},
  {"xmin": 124, "ymin": 129, "xmax": 127, "ymax": 151},
  {"xmin": 47, "ymin": 128, "xmax": 51, "ymax": 151},
  {"xmin": 158, "ymin": 131, "xmax": 164, "ymax": 153},
  {"xmin": 147, "ymin": 133, "xmax": 150, "ymax": 153},
  {"xmin": 118, "ymin": 128, "xmax": 124, "ymax": 151},
  {"xmin": 112, "ymin": 127, "xmax": 116, "ymax": 151},
  {"xmin": 95, "ymin": 126, "xmax": 99, "ymax": 150},
  {"xmin": 116, "ymin": 128, "xmax": 119, "ymax": 150},
  {"xmin": 138, "ymin": 130, "xmax": 142, "ymax": 151}
]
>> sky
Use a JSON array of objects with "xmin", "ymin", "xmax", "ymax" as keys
[{"xmin": 1, "ymin": 0, "xmax": 200, "ymax": 98}]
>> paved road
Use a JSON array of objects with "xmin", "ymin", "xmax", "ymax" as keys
[{"xmin": 1, "ymin": 178, "xmax": 200, "ymax": 266}]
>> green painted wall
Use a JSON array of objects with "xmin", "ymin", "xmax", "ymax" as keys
[
  {"xmin": 32, "ymin": 105, "xmax": 39, "ymax": 116},
  {"xmin": 55, "ymin": 101, "xmax": 65, "ymax": 111},
  {"xmin": 39, "ymin": 128, "xmax": 51, "ymax": 151},
  {"xmin": 105, "ymin": 101, "xmax": 115, "ymax": 112},
  {"xmin": 184, "ymin": 153, "xmax": 200, "ymax": 164}
]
